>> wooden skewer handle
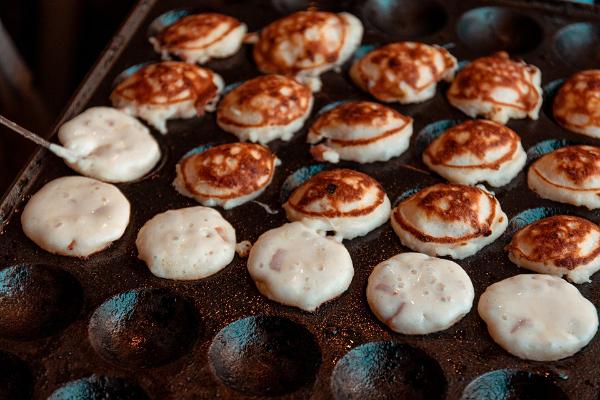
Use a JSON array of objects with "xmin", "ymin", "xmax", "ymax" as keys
[{"xmin": 0, "ymin": 114, "xmax": 79, "ymax": 162}]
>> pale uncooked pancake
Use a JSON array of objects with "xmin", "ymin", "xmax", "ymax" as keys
[
  {"xmin": 478, "ymin": 274, "xmax": 598, "ymax": 361},
  {"xmin": 367, "ymin": 252, "xmax": 474, "ymax": 335},
  {"xmin": 553, "ymin": 70, "xmax": 600, "ymax": 138},
  {"xmin": 447, "ymin": 52, "xmax": 542, "ymax": 124},
  {"xmin": 21, "ymin": 176, "xmax": 130, "ymax": 257},
  {"xmin": 150, "ymin": 13, "xmax": 247, "ymax": 64},
  {"xmin": 174, "ymin": 142, "xmax": 278, "ymax": 209},
  {"xmin": 308, "ymin": 101, "xmax": 413, "ymax": 163},
  {"xmin": 111, "ymin": 61, "xmax": 224, "ymax": 133},
  {"xmin": 253, "ymin": 11, "xmax": 363, "ymax": 91},
  {"xmin": 506, "ymin": 215, "xmax": 600, "ymax": 284},
  {"xmin": 247, "ymin": 222, "xmax": 354, "ymax": 312},
  {"xmin": 528, "ymin": 145, "xmax": 600, "ymax": 210},
  {"xmin": 136, "ymin": 206, "xmax": 236, "ymax": 280},
  {"xmin": 391, "ymin": 183, "xmax": 508, "ymax": 259},
  {"xmin": 350, "ymin": 42, "xmax": 457, "ymax": 104},
  {"xmin": 57, "ymin": 107, "xmax": 161, "ymax": 182},
  {"xmin": 216, "ymin": 75, "xmax": 313, "ymax": 144},
  {"xmin": 423, "ymin": 119, "xmax": 526, "ymax": 187},
  {"xmin": 283, "ymin": 168, "xmax": 391, "ymax": 240}
]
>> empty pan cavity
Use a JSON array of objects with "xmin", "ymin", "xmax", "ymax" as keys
[
  {"xmin": 48, "ymin": 375, "xmax": 149, "ymax": 400},
  {"xmin": 208, "ymin": 315, "xmax": 321, "ymax": 396},
  {"xmin": 272, "ymin": 0, "xmax": 314, "ymax": 14},
  {"xmin": 88, "ymin": 287, "xmax": 200, "ymax": 368},
  {"xmin": 461, "ymin": 369, "xmax": 567, "ymax": 400},
  {"xmin": 457, "ymin": 7, "xmax": 543, "ymax": 54},
  {"xmin": 0, "ymin": 264, "xmax": 82, "ymax": 340},
  {"xmin": 554, "ymin": 23, "xmax": 600, "ymax": 70},
  {"xmin": 331, "ymin": 341, "xmax": 446, "ymax": 399},
  {"xmin": 361, "ymin": 0, "xmax": 447, "ymax": 38}
]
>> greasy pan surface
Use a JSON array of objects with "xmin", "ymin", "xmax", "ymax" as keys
[{"xmin": 2, "ymin": 0, "xmax": 600, "ymax": 398}]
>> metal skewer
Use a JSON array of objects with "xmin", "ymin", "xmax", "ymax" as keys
[{"xmin": 0, "ymin": 114, "xmax": 80, "ymax": 162}]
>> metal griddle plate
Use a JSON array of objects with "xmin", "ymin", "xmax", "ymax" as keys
[{"xmin": 1, "ymin": 0, "xmax": 600, "ymax": 399}]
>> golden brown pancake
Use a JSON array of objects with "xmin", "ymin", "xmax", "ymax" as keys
[
  {"xmin": 283, "ymin": 168, "xmax": 391, "ymax": 240},
  {"xmin": 553, "ymin": 70, "xmax": 600, "ymax": 138},
  {"xmin": 350, "ymin": 42, "xmax": 457, "ymax": 103},
  {"xmin": 216, "ymin": 74, "xmax": 313, "ymax": 144},
  {"xmin": 447, "ymin": 52, "xmax": 542, "ymax": 124},
  {"xmin": 253, "ymin": 11, "xmax": 363, "ymax": 90},
  {"xmin": 308, "ymin": 101, "xmax": 413, "ymax": 163},
  {"xmin": 391, "ymin": 183, "xmax": 508, "ymax": 259},
  {"xmin": 423, "ymin": 119, "xmax": 526, "ymax": 186},
  {"xmin": 111, "ymin": 61, "xmax": 223, "ymax": 133},
  {"xmin": 506, "ymin": 215, "xmax": 600, "ymax": 283},
  {"xmin": 174, "ymin": 142, "xmax": 277, "ymax": 209},
  {"xmin": 528, "ymin": 145, "xmax": 600, "ymax": 209},
  {"xmin": 156, "ymin": 14, "xmax": 240, "ymax": 50}
]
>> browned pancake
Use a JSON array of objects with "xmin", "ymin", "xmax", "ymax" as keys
[
  {"xmin": 352, "ymin": 42, "xmax": 455, "ymax": 101},
  {"xmin": 286, "ymin": 169, "xmax": 385, "ymax": 218},
  {"xmin": 448, "ymin": 52, "xmax": 540, "ymax": 113},
  {"xmin": 553, "ymin": 70, "xmax": 600, "ymax": 132},
  {"xmin": 507, "ymin": 215, "xmax": 600, "ymax": 270},
  {"xmin": 393, "ymin": 184, "xmax": 499, "ymax": 243},
  {"xmin": 179, "ymin": 143, "xmax": 276, "ymax": 199},
  {"xmin": 530, "ymin": 145, "xmax": 600, "ymax": 189},
  {"xmin": 217, "ymin": 75, "xmax": 311, "ymax": 128},
  {"xmin": 424, "ymin": 120, "xmax": 519, "ymax": 169},
  {"xmin": 309, "ymin": 101, "xmax": 412, "ymax": 146},
  {"xmin": 111, "ymin": 61, "xmax": 218, "ymax": 111},
  {"xmin": 253, "ymin": 11, "xmax": 347, "ymax": 74},
  {"xmin": 155, "ymin": 13, "xmax": 241, "ymax": 50}
]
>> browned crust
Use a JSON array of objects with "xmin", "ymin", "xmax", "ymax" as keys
[
  {"xmin": 531, "ymin": 145, "xmax": 600, "ymax": 190},
  {"xmin": 447, "ymin": 52, "xmax": 540, "ymax": 113},
  {"xmin": 286, "ymin": 169, "xmax": 385, "ymax": 217},
  {"xmin": 553, "ymin": 70, "xmax": 600, "ymax": 131},
  {"xmin": 217, "ymin": 75, "xmax": 311, "ymax": 127},
  {"xmin": 506, "ymin": 215, "xmax": 600, "ymax": 269},
  {"xmin": 352, "ymin": 42, "xmax": 455, "ymax": 101},
  {"xmin": 179, "ymin": 143, "xmax": 276, "ymax": 199},
  {"xmin": 423, "ymin": 120, "xmax": 519, "ymax": 170},
  {"xmin": 393, "ymin": 184, "xmax": 497, "ymax": 243},
  {"xmin": 310, "ymin": 101, "xmax": 412, "ymax": 146},
  {"xmin": 111, "ymin": 61, "xmax": 217, "ymax": 111},
  {"xmin": 156, "ymin": 13, "xmax": 241, "ymax": 51},
  {"xmin": 253, "ymin": 11, "xmax": 347, "ymax": 74}
]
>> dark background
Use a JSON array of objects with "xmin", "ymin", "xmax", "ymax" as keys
[{"xmin": 0, "ymin": 0, "xmax": 137, "ymax": 193}]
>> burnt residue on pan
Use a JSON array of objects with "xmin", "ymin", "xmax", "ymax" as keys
[{"xmin": 2, "ymin": 0, "xmax": 600, "ymax": 399}]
